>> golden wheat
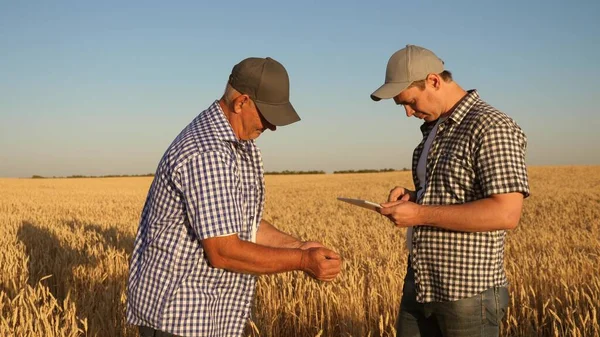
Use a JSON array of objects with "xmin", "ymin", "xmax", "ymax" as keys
[{"xmin": 1, "ymin": 166, "xmax": 599, "ymax": 336}]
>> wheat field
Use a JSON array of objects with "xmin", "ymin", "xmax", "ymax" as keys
[{"xmin": 1, "ymin": 166, "xmax": 599, "ymax": 337}]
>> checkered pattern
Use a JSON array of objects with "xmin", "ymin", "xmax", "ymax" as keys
[
  {"xmin": 127, "ymin": 101, "xmax": 265, "ymax": 336},
  {"xmin": 409, "ymin": 90, "xmax": 530, "ymax": 303}
]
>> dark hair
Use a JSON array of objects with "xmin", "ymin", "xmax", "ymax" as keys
[{"xmin": 409, "ymin": 70, "xmax": 453, "ymax": 90}]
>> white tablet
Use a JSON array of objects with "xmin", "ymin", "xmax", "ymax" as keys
[{"xmin": 337, "ymin": 197, "xmax": 382, "ymax": 212}]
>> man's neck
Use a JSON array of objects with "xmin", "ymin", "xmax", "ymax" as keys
[
  {"xmin": 218, "ymin": 99, "xmax": 242, "ymax": 140},
  {"xmin": 441, "ymin": 83, "xmax": 468, "ymax": 118},
  {"xmin": 218, "ymin": 99, "xmax": 232, "ymax": 119}
]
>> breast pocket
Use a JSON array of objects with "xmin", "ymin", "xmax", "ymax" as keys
[
  {"xmin": 242, "ymin": 180, "xmax": 258, "ymax": 201},
  {"xmin": 434, "ymin": 152, "xmax": 475, "ymax": 202}
]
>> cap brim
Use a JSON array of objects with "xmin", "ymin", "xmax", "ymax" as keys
[
  {"xmin": 254, "ymin": 101, "xmax": 301, "ymax": 126},
  {"xmin": 370, "ymin": 82, "xmax": 411, "ymax": 101}
]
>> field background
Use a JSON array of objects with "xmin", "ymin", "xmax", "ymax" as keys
[{"xmin": 1, "ymin": 166, "xmax": 599, "ymax": 337}]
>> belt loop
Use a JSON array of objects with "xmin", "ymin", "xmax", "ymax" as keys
[
  {"xmin": 494, "ymin": 286, "xmax": 500, "ymax": 321},
  {"xmin": 481, "ymin": 290, "xmax": 486, "ymax": 324}
]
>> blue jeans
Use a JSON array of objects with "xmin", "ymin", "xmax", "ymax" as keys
[{"xmin": 396, "ymin": 265, "xmax": 509, "ymax": 337}]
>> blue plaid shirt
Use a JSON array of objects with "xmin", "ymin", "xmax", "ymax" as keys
[{"xmin": 127, "ymin": 101, "xmax": 265, "ymax": 337}]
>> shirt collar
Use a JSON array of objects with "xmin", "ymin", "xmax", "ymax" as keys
[
  {"xmin": 446, "ymin": 89, "xmax": 479, "ymax": 125},
  {"xmin": 419, "ymin": 89, "xmax": 479, "ymax": 134}
]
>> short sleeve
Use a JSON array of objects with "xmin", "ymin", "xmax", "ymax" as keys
[
  {"xmin": 176, "ymin": 151, "xmax": 243, "ymax": 240},
  {"xmin": 475, "ymin": 121, "xmax": 530, "ymax": 198}
]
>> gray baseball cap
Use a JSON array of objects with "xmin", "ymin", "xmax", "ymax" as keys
[
  {"xmin": 370, "ymin": 45, "xmax": 444, "ymax": 101},
  {"xmin": 228, "ymin": 57, "xmax": 300, "ymax": 126}
]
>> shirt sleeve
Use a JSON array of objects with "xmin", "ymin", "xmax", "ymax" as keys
[
  {"xmin": 175, "ymin": 151, "xmax": 243, "ymax": 240},
  {"xmin": 475, "ymin": 121, "xmax": 530, "ymax": 198}
]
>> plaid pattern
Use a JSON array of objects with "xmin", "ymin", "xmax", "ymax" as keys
[
  {"xmin": 409, "ymin": 90, "xmax": 530, "ymax": 303},
  {"xmin": 127, "ymin": 101, "xmax": 265, "ymax": 337}
]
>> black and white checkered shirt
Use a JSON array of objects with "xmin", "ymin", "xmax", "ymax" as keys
[
  {"xmin": 410, "ymin": 90, "xmax": 530, "ymax": 303},
  {"xmin": 127, "ymin": 101, "xmax": 265, "ymax": 336}
]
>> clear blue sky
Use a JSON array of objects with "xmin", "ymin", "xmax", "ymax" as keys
[{"xmin": 1, "ymin": 0, "xmax": 599, "ymax": 177}]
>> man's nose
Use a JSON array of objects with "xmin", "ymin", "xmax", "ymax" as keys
[{"xmin": 404, "ymin": 105, "xmax": 415, "ymax": 117}]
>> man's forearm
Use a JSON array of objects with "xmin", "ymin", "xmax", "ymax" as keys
[
  {"xmin": 256, "ymin": 219, "xmax": 302, "ymax": 249},
  {"xmin": 203, "ymin": 234, "xmax": 341, "ymax": 281},
  {"xmin": 208, "ymin": 237, "xmax": 304, "ymax": 275},
  {"xmin": 419, "ymin": 193, "xmax": 523, "ymax": 232}
]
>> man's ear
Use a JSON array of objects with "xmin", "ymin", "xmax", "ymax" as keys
[
  {"xmin": 232, "ymin": 94, "xmax": 249, "ymax": 114},
  {"xmin": 427, "ymin": 73, "xmax": 442, "ymax": 90}
]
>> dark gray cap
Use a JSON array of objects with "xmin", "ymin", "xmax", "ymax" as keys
[{"xmin": 228, "ymin": 57, "xmax": 300, "ymax": 126}]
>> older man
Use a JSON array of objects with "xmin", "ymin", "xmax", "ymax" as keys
[
  {"xmin": 127, "ymin": 57, "xmax": 342, "ymax": 337},
  {"xmin": 371, "ymin": 45, "xmax": 529, "ymax": 337}
]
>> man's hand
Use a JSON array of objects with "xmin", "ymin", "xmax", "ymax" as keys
[
  {"xmin": 379, "ymin": 200, "xmax": 423, "ymax": 228},
  {"xmin": 300, "ymin": 247, "xmax": 342, "ymax": 282},
  {"xmin": 388, "ymin": 186, "xmax": 417, "ymax": 202}
]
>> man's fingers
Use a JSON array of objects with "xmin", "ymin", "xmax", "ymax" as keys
[
  {"xmin": 389, "ymin": 187, "xmax": 416, "ymax": 202},
  {"xmin": 303, "ymin": 247, "xmax": 343, "ymax": 281},
  {"xmin": 379, "ymin": 200, "xmax": 410, "ymax": 217},
  {"xmin": 319, "ymin": 254, "xmax": 342, "ymax": 279},
  {"xmin": 388, "ymin": 190, "xmax": 402, "ymax": 202},
  {"xmin": 389, "ymin": 186, "xmax": 410, "ymax": 202},
  {"xmin": 311, "ymin": 247, "xmax": 341, "ymax": 260},
  {"xmin": 380, "ymin": 200, "xmax": 404, "ymax": 209},
  {"xmin": 318, "ymin": 265, "xmax": 342, "ymax": 281},
  {"xmin": 379, "ymin": 207, "xmax": 392, "ymax": 216},
  {"xmin": 323, "ymin": 251, "xmax": 341, "ymax": 260},
  {"xmin": 306, "ymin": 268, "xmax": 340, "ymax": 282}
]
